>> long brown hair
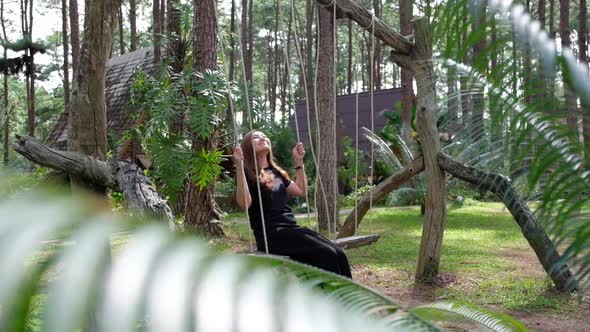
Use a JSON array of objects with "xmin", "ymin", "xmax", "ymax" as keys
[{"xmin": 240, "ymin": 131, "xmax": 291, "ymax": 188}]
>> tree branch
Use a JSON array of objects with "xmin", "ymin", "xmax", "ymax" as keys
[
  {"xmin": 315, "ymin": 0, "xmax": 413, "ymax": 55},
  {"xmin": 337, "ymin": 157, "xmax": 424, "ymax": 238},
  {"xmin": 13, "ymin": 135, "xmax": 176, "ymax": 230},
  {"xmin": 438, "ymin": 152, "xmax": 577, "ymax": 292}
]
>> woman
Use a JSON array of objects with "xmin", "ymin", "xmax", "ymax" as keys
[{"xmin": 234, "ymin": 130, "xmax": 352, "ymax": 278}]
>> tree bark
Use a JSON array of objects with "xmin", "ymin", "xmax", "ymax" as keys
[
  {"xmin": 316, "ymin": 6, "xmax": 338, "ymax": 233},
  {"xmin": 372, "ymin": 0, "xmax": 381, "ymax": 90},
  {"xmin": 471, "ymin": 0, "xmax": 486, "ymax": 144},
  {"xmin": 560, "ymin": 0, "xmax": 579, "ymax": 135},
  {"xmin": 69, "ymin": 0, "xmax": 80, "ymax": 81},
  {"xmin": 2, "ymin": 0, "xmax": 8, "ymax": 165},
  {"xmin": 153, "ymin": 0, "xmax": 161, "ymax": 63},
  {"xmin": 61, "ymin": 0, "xmax": 70, "ymax": 108},
  {"xmin": 347, "ymin": 20, "xmax": 352, "ymax": 94},
  {"xmin": 579, "ymin": 0, "xmax": 590, "ymax": 164},
  {"xmin": 400, "ymin": 0, "xmax": 413, "ymax": 145},
  {"xmin": 315, "ymin": 0, "xmax": 412, "ymax": 54},
  {"xmin": 185, "ymin": 0, "xmax": 224, "ymax": 236},
  {"xmin": 337, "ymin": 157, "xmax": 424, "ymax": 238},
  {"xmin": 67, "ymin": 0, "xmax": 121, "ymax": 195},
  {"xmin": 438, "ymin": 152, "xmax": 577, "ymax": 292},
  {"xmin": 392, "ymin": 18, "xmax": 446, "ymax": 281},
  {"xmin": 118, "ymin": 5, "xmax": 125, "ymax": 55},
  {"xmin": 130, "ymin": 0, "xmax": 137, "ymax": 51},
  {"xmin": 13, "ymin": 135, "xmax": 176, "ymax": 229},
  {"xmin": 229, "ymin": 0, "xmax": 236, "ymax": 82}
]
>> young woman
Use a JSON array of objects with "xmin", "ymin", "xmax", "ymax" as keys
[{"xmin": 234, "ymin": 130, "xmax": 352, "ymax": 278}]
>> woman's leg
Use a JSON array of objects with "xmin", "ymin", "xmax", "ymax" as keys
[{"xmin": 267, "ymin": 227, "xmax": 352, "ymax": 278}]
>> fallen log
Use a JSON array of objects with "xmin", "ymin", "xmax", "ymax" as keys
[
  {"xmin": 337, "ymin": 157, "xmax": 424, "ymax": 238},
  {"xmin": 13, "ymin": 135, "xmax": 176, "ymax": 230},
  {"xmin": 438, "ymin": 152, "xmax": 577, "ymax": 292}
]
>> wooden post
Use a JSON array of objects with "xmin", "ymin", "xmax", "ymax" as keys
[{"xmin": 392, "ymin": 18, "xmax": 446, "ymax": 281}]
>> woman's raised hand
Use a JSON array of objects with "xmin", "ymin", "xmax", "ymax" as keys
[
  {"xmin": 233, "ymin": 146, "xmax": 244, "ymax": 164},
  {"xmin": 292, "ymin": 142, "xmax": 305, "ymax": 164}
]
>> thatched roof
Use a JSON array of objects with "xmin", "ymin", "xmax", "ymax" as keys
[{"xmin": 45, "ymin": 47, "xmax": 156, "ymax": 150}]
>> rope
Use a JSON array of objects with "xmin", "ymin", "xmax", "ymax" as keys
[
  {"xmin": 235, "ymin": 0, "xmax": 269, "ymax": 254},
  {"xmin": 290, "ymin": 0, "xmax": 326, "ymax": 233},
  {"xmin": 368, "ymin": 12, "xmax": 375, "ymax": 233},
  {"xmin": 218, "ymin": 24, "xmax": 254, "ymax": 253},
  {"xmin": 283, "ymin": 27, "xmax": 313, "ymax": 230},
  {"xmin": 332, "ymin": 0, "xmax": 339, "ymax": 236}
]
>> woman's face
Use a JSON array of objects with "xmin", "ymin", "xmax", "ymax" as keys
[{"xmin": 251, "ymin": 132, "xmax": 271, "ymax": 154}]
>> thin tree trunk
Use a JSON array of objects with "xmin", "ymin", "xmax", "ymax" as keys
[
  {"xmin": 160, "ymin": 0, "xmax": 165, "ymax": 40},
  {"xmin": 548, "ymin": 0, "xmax": 555, "ymax": 100},
  {"xmin": 460, "ymin": 6, "xmax": 470, "ymax": 138},
  {"xmin": 373, "ymin": 0, "xmax": 381, "ymax": 90},
  {"xmin": 229, "ymin": 0, "xmax": 236, "ymax": 82},
  {"xmin": 240, "ymin": 0, "xmax": 250, "ymax": 124},
  {"xmin": 305, "ymin": 0, "xmax": 315, "ymax": 114},
  {"xmin": 579, "ymin": 0, "xmax": 590, "ymax": 163},
  {"xmin": 400, "ymin": 0, "xmax": 413, "ymax": 146},
  {"xmin": 347, "ymin": 20, "xmax": 352, "ymax": 94},
  {"xmin": 185, "ymin": 0, "xmax": 224, "ymax": 236},
  {"xmin": 61, "ymin": 0, "xmax": 70, "ymax": 108},
  {"xmin": 130, "ymin": 0, "xmax": 137, "ymax": 51},
  {"xmin": 69, "ymin": 0, "xmax": 80, "ymax": 81},
  {"xmin": 560, "ymin": 0, "xmax": 578, "ymax": 135},
  {"xmin": 471, "ymin": 0, "xmax": 485, "ymax": 144},
  {"xmin": 153, "ymin": 0, "xmax": 161, "ymax": 63},
  {"xmin": 316, "ymin": 6, "xmax": 338, "ymax": 232},
  {"xmin": 1, "ymin": 0, "xmax": 8, "ymax": 164},
  {"xmin": 118, "ymin": 5, "xmax": 125, "ymax": 55}
]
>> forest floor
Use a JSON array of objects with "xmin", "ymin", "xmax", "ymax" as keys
[{"xmin": 220, "ymin": 202, "xmax": 590, "ymax": 332}]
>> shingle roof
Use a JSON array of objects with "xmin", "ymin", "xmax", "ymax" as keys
[
  {"xmin": 291, "ymin": 87, "xmax": 402, "ymax": 154},
  {"xmin": 45, "ymin": 47, "xmax": 156, "ymax": 150}
]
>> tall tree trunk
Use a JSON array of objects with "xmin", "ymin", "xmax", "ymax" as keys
[
  {"xmin": 548, "ymin": 0, "xmax": 555, "ymax": 99},
  {"xmin": 62, "ymin": 0, "xmax": 70, "ymax": 108},
  {"xmin": 316, "ymin": 6, "xmax": 338, "ymax": 232},
  {"xmin": 160, "ymin": 0, "xmax": 165, "ymax": 40},
  {"xmin": 538, "ymin": 0, "xmax": 546, "ymax": 104},
  {"xmin": 560, "ymin": 0, "xmax": 578, "ymax": 136},
  {"xmin": 229, "ymin": 0, "xmax": 236, "ymax": 82},
  {"xmin": 130, "ymin": 0, "xmax": 137, "ymax": 51},
  {"xmin": 305, "ymin": 0, "xmax": 315, "ymax": 115},
  {"xmin": 460, "ymin": 6, "xmax": 470, "ymax": 139},
  {"xmin": 579, "ymin": 0, "xmax": 590, "ymax": 164},
  {"xmin": 185, "ymin": 0, "xmax": 224, "ymax": 236},
  {"xmin": 153, "ymin": 0, "xmax": 161, "ymax": 63},
  {"xmin": 118, "ymin": 5, "xmax": 125, "ymax": 55},
  {"xmin": 69, "ymin": 0, "xmax": 80, "ymax": 81},
  {"xmin": 373, "ymin": 0, "xmax": 381, "ymax": 90},
  {"xmin": 392, "ymin": 18, "xmax": 447, "ymax": 281},
  {"xmin": 166, "ymin": 0, "xmax": 186, "ymax": 216},
  {"xmin": 67, "ymin": 0, "xmax": 122, "ymax": 194},
  {"xmin": 240, "ymin": 0, "xmax": 251, "ymax": 124},
  {"xmin": 271, "ymin": 0, "xmax": 280, "ymax": 120},
  {"xmin": 347, "ymin": 20, "xmax": 352, "ymax": 94},
  {"xmin": 471, "ymin": 0, "xmax": 486, "ymax": 144},
  {"xmin": 400, "ymin": 0, "xmax": 413, "ymax": 146},
  {"xmin": 1, "ymin": 0, "xmax": 8, "ymax": 165}
]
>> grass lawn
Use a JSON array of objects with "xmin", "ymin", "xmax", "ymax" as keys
[{"xmin": 219, "ymin": 201, "xmax": 590, "ymax": 331}]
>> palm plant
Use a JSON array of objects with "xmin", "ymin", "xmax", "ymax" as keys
[
  {"xmin": 0, "ymin": 191, "xmax": 528, "ymax": 331},
  {"xmin": 431, "ymin": 0, "xmax": 590, "ymax": 288}
]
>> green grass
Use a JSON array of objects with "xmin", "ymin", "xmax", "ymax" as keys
[{"xmin": 221, "ymin": 202, "xmax": 584, "ymax": 315}]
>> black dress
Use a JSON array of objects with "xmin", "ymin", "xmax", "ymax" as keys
[{"xmin": 247, "ymin": 166, "xmax": 352, "ymax": 278}]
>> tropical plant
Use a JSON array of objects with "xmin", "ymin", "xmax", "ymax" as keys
[
  {"xmin": 0, "ymin": 192, "xmax": 528, "ymax": 332},
  {"xmin": 431, "ymin": 0, "xmax": 590, "ymax": 288}
]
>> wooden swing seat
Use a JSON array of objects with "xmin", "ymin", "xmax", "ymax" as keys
[{"xmin": 332, "ymin": 234, "xmax": 381, "ymax": 250}]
